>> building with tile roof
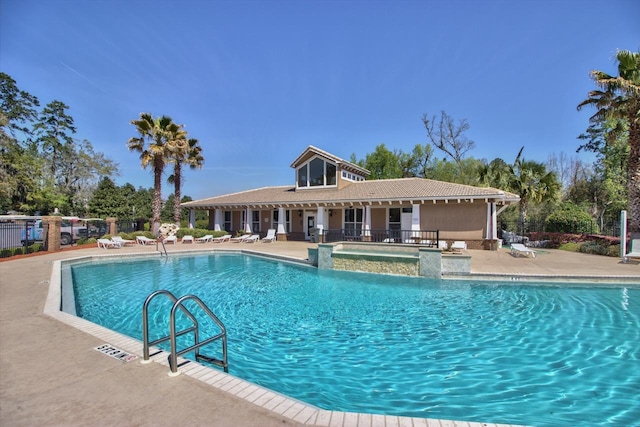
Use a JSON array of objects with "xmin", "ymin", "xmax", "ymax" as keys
[{"xmin": 182, "ymin": 146, "xmax": 520, "ymax": 248}]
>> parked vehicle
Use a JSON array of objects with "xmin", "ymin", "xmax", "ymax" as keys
[{"xmin": 20, "ymin": 217, "xmax": 101, "ymax": 246}]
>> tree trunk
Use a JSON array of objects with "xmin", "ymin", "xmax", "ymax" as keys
[
  {"xmin": 518, "ymin": 199, "xmax": 528, "ymax": 237},
  {"xmin": 173, "ymin": 162, "xmax": 182, "ymax": 227},
  {"xmin": 152, "ymin": 159, "xmax": 163, "ymax": 234},
  {"xmin": 627, "ymin": 117, "xmax": 640, "ymax": 232}
]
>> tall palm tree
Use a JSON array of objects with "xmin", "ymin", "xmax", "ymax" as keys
[
  {"xmin": 509, "ymin": 147, "xmax": 560, "ymax": 236},
  {"xmin": 127, "ymin": 113, "xmax": 183, "ymax": 234},
  {"xmin": 578, "ymin": 49, "xmax": 640, "ymax": 232},
  {"xmin": 168, "ymin": 137, "xmax": 204, "ymax": 226}
]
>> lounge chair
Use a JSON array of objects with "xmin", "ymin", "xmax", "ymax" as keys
[
  {"xmin": 97, "ymin": 238, "xmax": 122, "ymax": 249},
  {"xmin": 451, "ymin": 241, "xmax": 467, "ymax": 252},
  {"xmin": 230, "ymin": 234, "xmax": 251, "ymax": 243},
  {"xmin": 243, "ymin": 234, "xmax": 260, "ymax": 243},
  {"xmin": 111, "ymin": 236, "xmax": 135, "ymax": 246},
  {"xmin": 136, "ymin": 236, "xmax": 156, "ymax": 245},
  {"xmin": 162, "ymin": 235, "xmax": 177, "ymax": 244},
  {"xmin": 624, "ymin": 239, "xmax": 640, "ymax": 263},
  {"xmin": 212, "ymin": 234, "xmax": 232, "ymax": 243},
  {"xmin": 196, "ymin": 234, "xmax": 214, "ymax": 243},
  {"xmin": 510, "ymin": 243, "xmax": 536, "ymax": 258},
  {"xmin": 262, "ymin": 229, "xmax": 277, "ymax": 243},
  {"xmin": 438, "ymin": 241, "xmax": 448, "ymax": 250},
  {"xmin": 181, "ymin": 235, "xmax": 194, "ymax": 244}
]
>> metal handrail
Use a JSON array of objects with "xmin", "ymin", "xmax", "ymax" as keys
[
  {"xmin": 142, "ymin": 290, "xmax": 199, "ymax": 361},
  {"xmin": 169, "ymin": 295, "xmax": 228, "ymax": 374},
  {"xmin": 324, "ymin": 228, "xmax": 440, "ymax": 246},
  {"xmin": 141, "ymin": 290, "xmax": 228, "ymax": 375},
  {"xmin": 156, "ymin": 239, "xmax": 168, "ymax": 257}
]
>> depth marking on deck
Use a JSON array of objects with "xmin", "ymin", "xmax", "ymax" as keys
[{"xmin": 94, "ymin": 344, "xmax": 138, "ymax": 363}]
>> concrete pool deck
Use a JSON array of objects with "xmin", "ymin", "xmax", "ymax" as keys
[{"xmin": 1, "ymin": 242, "xmax": 638, "ymax": 427}]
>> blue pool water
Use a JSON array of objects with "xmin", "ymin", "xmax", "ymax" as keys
[{"xmin": 70, "ymin": 253, "xmax": 640, "ymax": 427}]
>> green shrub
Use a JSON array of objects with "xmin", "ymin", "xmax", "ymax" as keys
[
  {"xmin": 559, "ymin": 242, "xmax": 580, "ymax": 252},
  {"xmin": 545, "ymin": 203, "xmax": 598, "ymax": 234},
  {"xmin": 578, "ymin": 241, "xmax": 608, "ymax": 256},
  {"xmin": 0, "ymin": 248, "xmax": 12, "ymax": 258},
  {"xmin": 607, "ymin": 244, "xmax": 620, "ymax": 257}
]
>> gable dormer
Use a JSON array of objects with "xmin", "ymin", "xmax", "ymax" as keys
[{"xmin": 291, "ymin": 146, "xmax": 370, "ymax": 190}]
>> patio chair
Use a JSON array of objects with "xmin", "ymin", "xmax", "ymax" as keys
[
  {"xmin": 262, "ymin": 229, "xmax": 277, "ymax": 243},
  {"xmin": 196, "ymin": 234, "xmax": 214, "ymax": 243},
  {"xmin": 624, "ymin": 239, "xmax": 640, "ymax": 263},
  {"xmin": 230, "ymin": 234, "xmax": 251, "ymax": 243},
  {"xmin": 451, "ymin": 241, "xmax": 467, "ymax": 252},
  {"xmin": 111, "ymin": 236, "xmax": 135, "ymax": 246},
  {"xmin": 212, "ymin": 234, "xmax": 232, "ymax": 243},
  {"xmin": 181, "ymin": 235, "xmax": 194, "ymax": 244},
  {"xmin": 162, "ymin": 235, "xmax": 177, "ymax": 244},
  {"xmin": 136, "ymin": 236, "xmax": 156, "ymax": 245},
  {"xmin": 243, "ymin": 234, "xmax": 260, "ymax": 243},
  {"xmin": 97, "ymin": 238, "xmax": 122, "ymax": 249},
  {"xmin": 510, "ymin": 243, "xmax": 536, "ymax": 258}
]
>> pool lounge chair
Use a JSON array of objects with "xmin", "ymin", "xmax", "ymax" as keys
[
  {"xmin": 181, "ymin": 235, "xmax": 194, "ymax": 244},
  {"xmin": 111, "ymin": 236, "xmax": 135, "ymax": 246},
  {"xmin": 212, "ymin": 234, "xmax": 232, "ymax": 243},
  {"xmin": 136, "ymin": 236, "xmax": 156, "ymax": 245},
  {"xmin": 230, "ymin": 234, "xmax": 251, "ymax": 243},
  {"xmin": 262, "ymin": 229, "xmax": 277, "ymax": 243},
  {"xmin": 196, "ymin": 234, "xmax": 214, "ymax": 243},
  {"xmin": 624, "ymin": 239, "xmax": 640, "ymax": 263},
  {"xmin": 162, "ymin": 235, "xmax": 177, "ymax": 244},
  {"xmin": 451, "ymin": 241, "xmax": 467, "ymax": 252},
  {"xmin": 243, "ymin": 234, "xmax": 260, "ymax": 243},
  {"xmin": 97, "ymin": 238, "xmax": 122, "ymax": 249},
  {"xmin": 510, "ymin": 243, "xmax": 536, "ymax": 258}
]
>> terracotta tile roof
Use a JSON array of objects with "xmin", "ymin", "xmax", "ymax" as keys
[{"xmin": 183, "ymin": 178, "xmax": 519, "ymax": 209}]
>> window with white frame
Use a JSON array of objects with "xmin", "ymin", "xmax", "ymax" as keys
[
  {"xmin": 296, "ymin": 156, "xmax": 337, "ymax": 188},
  {"xmin": 252, "ymin": 211, "xmax": 260, "ymax": 233},
  {"xmin": 344, "ymin": 208, "xmax": 363, "ymax": 238}
]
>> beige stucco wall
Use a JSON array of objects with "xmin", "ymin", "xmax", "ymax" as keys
[
  {"xmin": 370, "ymin": 207, "xmax": 387, "ymax": 229},
  {"xmin": 420, "ymin": 203, "xmax": 486, "ymax": 240}
]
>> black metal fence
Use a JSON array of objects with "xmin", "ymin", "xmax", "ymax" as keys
[
  {"xmin": 499, "ymin": 219, "xmax": 620, "ymax": 238},
  {"xmin": 323, "ymin": 229, "xmax": 440, "ymax": 246}
]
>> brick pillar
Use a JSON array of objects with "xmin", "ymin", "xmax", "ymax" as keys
[
  {"xmin": 106, "ymin": 218, "xmax": 117, "ymax": 235},
  {"xmin": 43, "ymin": 216, "xmax": 62, "ymax": 252}
]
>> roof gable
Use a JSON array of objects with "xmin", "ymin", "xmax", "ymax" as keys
[{"xmin": 290, "ymin": 145, "xmax": 370, "ymax": 176}]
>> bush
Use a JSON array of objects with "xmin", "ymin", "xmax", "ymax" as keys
[
  {"xmin": 559, "ymin": 242, "xmax": 580, "ymax": 252},
  {"xmin": 0, "ymin": 248, "xmax": 12, "ymax": 258},
  {"xmin": 578, "ymin": 241, "xmax": 609, "ymax": 256},
  {"xmin": 545, "ymin": 203, "xmax": 598, "ymax": 234}
]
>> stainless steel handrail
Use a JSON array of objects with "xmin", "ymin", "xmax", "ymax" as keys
[
  {"xmin": 156, "ymin": 239, "xmax": 168, "ymax": 257},
  {"xmin": 169, "ymin": 295, "xmax": 228, "ymax": 374},
  {"xmin": 141, "ymin": 290, "xmax": 228, "ymax": 375}
]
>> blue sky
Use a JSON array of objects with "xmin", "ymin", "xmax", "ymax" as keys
[{"xmin": 1, "ymin": 0, "xmax": 639, "ymax": 201}]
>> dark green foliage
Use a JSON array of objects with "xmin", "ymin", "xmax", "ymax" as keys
[{"xmin": 545, "ymin": 203, "xmax": 597, "ymax": 233}]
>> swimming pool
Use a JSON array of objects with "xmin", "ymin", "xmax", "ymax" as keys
[{"xmin": 69, "ymin": 253, "xmax": 640, "ymax": 427}]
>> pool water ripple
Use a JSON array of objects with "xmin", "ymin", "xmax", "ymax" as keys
[{"xmin": 70, "ymin": 253, "xmax": 640, "ymax": 427}]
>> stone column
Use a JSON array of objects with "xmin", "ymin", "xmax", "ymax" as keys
[
  {"xmin": 106, "ymin": 217, "xmax": 117, "ymax": 235},
  {"xmin": 43, "ymin": 216, "xmax": 62, "ymax": 252}
]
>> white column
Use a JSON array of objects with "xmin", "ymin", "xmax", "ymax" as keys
[
  {"xmin": 188, "ymin": 209, "xmax": 196, "ymax": 229},
  {"xmin": 486, "ymin": 202, "xmax": 497, "ymax": 240},
  {"xmin": 213, "ymin": 209, "xmax": 222, "ymax": 231},
  {"xmin": 277, "ymin": 208, "xmax": 286, "ymax": 235},
  {"xmin": 363, "ymin": 205, "xmax": 371, "ymax": 236},
  {"xmin": 411, "ymin": 203, "xmax": 420, "ymax": 236},
  {"xmin": 244, "ymin": 208, "xmax": 252, "ymax": 233},
  {"xmin": 317, "ymin": 207, "xmax": 325, "ymax": 236}
]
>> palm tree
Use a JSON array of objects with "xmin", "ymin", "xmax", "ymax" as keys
[
  {"xmin": 127, "ymin": 113, "xmax": 183, "ymax": 234},
  {"xmin": 578, "ymin": 49, "xmax": 640, "ymax": 232},
  {"xmin": 168, "ymin": 137, "xmax": 204, "ymax": 226},
  {"xmin": 509, "ymin": 147, "xmax": 561, "ymax": 236}
]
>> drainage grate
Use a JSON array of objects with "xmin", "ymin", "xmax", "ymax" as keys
[{"xmin": 94, "ymin": 344, "xmax": 138, "ymax": 363}]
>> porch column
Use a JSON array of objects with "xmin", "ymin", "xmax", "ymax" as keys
[
  {"xmin": 189, "ymin": 209, "xmax": 196, "ymax": 229},
  {"xmin": 486, "ymin": 202, "xmax": 497, "ymax": 240},
  {"xmin": 244, "ymin": 208, "xmax": 252, "ymax": 233},
  {"xmin": 363, "ymin": 205, "xmax": 371, "ymax": 241},
  {"xmin": 214, "ymin": 209, "xmax": 222, "ymax": 231},
  {"xmin": 317, "ymin": 207, "xmax": 325, "ymax": 239},
  {"xmin": 276, "ymin": 207, "xmax": 287, "ymax": 241},
  {"xmin": 411, "ymin": 203, "xmax": 421, "ymax": 236}
]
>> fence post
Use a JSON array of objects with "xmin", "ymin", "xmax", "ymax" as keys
[
  {"xmin": 43, "ymin": 216, "xmax": 62, "ymax": 252},
  {"xmin": 106, "ymin": 218, "xmax": 117, "ymax": 235}
]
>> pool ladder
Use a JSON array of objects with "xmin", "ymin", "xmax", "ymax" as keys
[{"xmin": 142, "ymin": 290, "xmax": 228, "ymax": 375}]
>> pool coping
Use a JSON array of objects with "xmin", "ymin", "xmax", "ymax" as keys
[{"xmin": 48, "ymin": 247, "xmax": 613, "ymax": 427}]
